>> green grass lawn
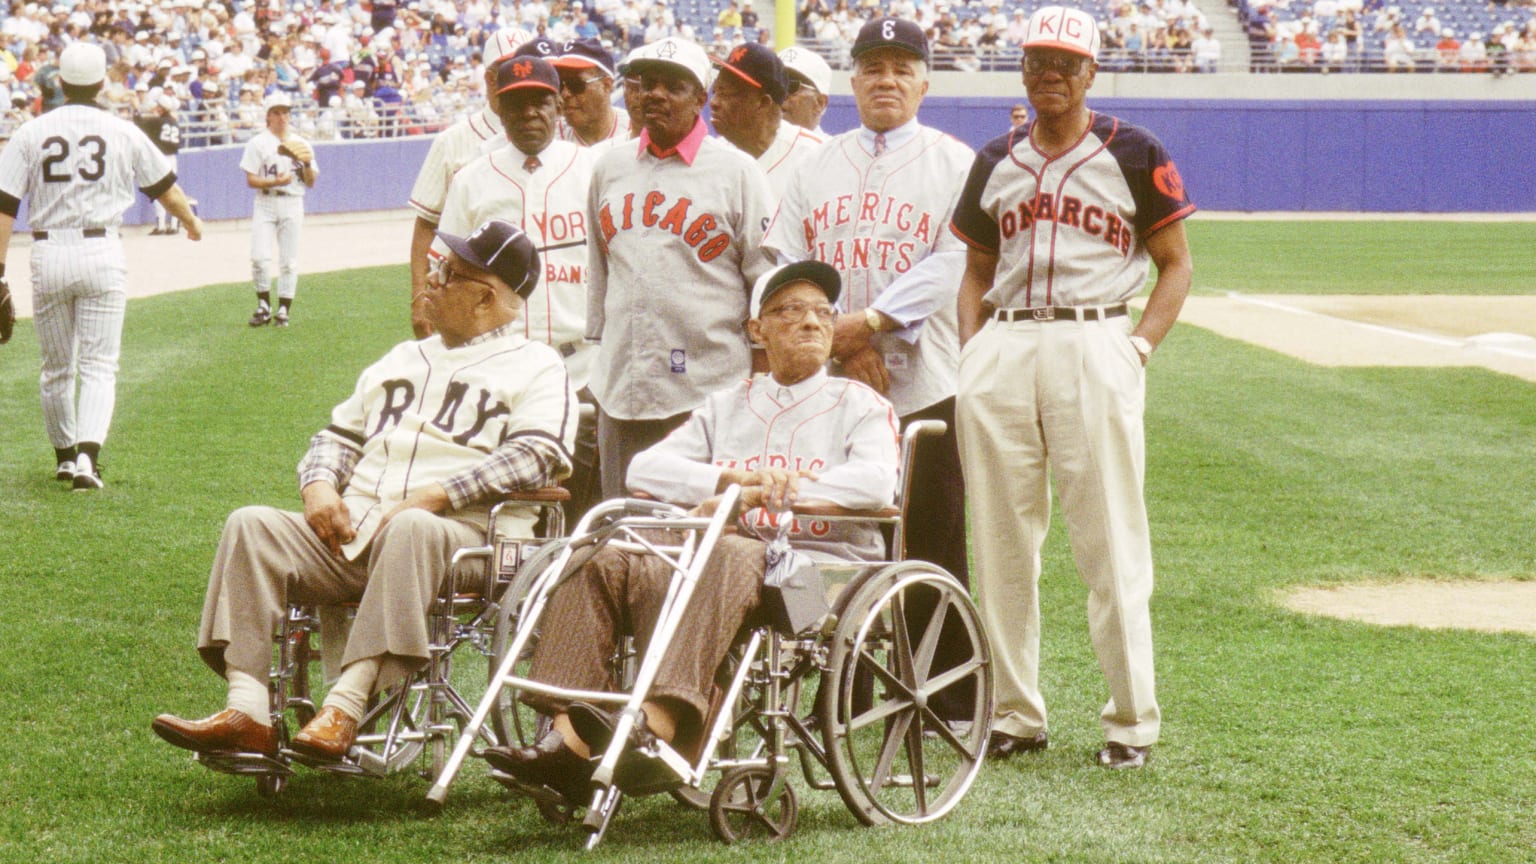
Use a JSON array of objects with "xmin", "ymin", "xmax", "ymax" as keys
[{"xmin": 1, "ymin": 222, "xmax": 1534, "ymax": 863}]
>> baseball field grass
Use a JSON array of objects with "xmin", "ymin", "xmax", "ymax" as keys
[{"xmin": 1, "ymin": 220, "xmax": 1534, "ymax": 864}]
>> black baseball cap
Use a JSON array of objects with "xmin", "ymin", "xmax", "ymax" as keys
[
  {"xmin": 436, "ymin": 220, "xmax": 541, "ymax": 299},
  {"xmin": 712, "ymin": 42, "xmax": 788, "ymax": 105},
  {"xmin": 554, "ymin": 37, "xmax": 616, "ymax": 78},
  {"xmin": 751, "ymin": 260, "xmax": 841, "ymax": 319},
  {"xmin": 513, "ymin": 36, "xmax": 561, "ymax": 59},
  {"xmin": 851, "ymin": 16, "xmax": 929, "ymax": 63},
  {"xmin": 495, "ymin": 55, "xmax": 560, "ymax": 96}
]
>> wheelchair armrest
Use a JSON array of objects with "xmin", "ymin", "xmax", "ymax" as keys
[
  {"xmin": 496, "ymin": 486, "xmax": 572, "ymax": 505},
  {"xmin": 791, "ymin": 502, "xmax": 902, "ymax": 521}
]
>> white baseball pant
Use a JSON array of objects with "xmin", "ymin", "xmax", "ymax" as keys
[
  {"xmin": 30, "ymin": 230, "xmax": 128, "ymax": 449},
  {"xmin": 251, "ymin": 193, "xmax": 304, "ymax": 300}
]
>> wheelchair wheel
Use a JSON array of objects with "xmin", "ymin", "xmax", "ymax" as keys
[
  {"xmin": 708, "ymin": 766, "xmax": 798, "ymax": 844},
  {"xmin": 817, "ymin": 561, "xmax": 992, "ymax": 826},
  {"xmin": 488, "ymin": 538, "xmax": 570, "ymax": 750},
  {"xmin": 669, "ymin": 642, "xmax": 789, "ymax": 811}
]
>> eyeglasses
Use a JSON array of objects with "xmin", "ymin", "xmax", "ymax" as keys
[
  {"xmin": 559, "ymin": 72, "xmax": 607, "ymax": 95},
  {"xmin": 1023, "ymin": 51, "xmax": 1090, "ymax": 77},
  {"xmin": 763, "ymin": 301, "xmax": 836, "ymax": 324},
  {"xmin": 785, "ymin": 77, "xmax": 816, "ymax": 95},
  {"xmin": 430, "ymin": 259, "xmax": 495, "ymax": 292}
]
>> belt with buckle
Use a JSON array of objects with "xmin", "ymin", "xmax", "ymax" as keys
[
  {"xmin": 33, "ymin": 228, "xmax": 108, "ymax": 240},
  {"xmin": 261, "ymin": 189, "xmax": 292, "ymax": 197},
  {"xmin": 992, "ymin": 303, "xmax": 1128, "ymax": 323}
]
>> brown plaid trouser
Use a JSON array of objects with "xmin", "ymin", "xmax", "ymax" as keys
[{"xmin": 525, "ymin": 533, "xmax": 765, "ymax": 744}]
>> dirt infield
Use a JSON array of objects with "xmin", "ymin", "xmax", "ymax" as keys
[{"xmin": 1284, "ymin": 581, "xmax": 1536, "ymax": 636}]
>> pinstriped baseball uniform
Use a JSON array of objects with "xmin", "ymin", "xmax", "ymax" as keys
[
  {"xmin": 240, "ymin": 129, "xmax": 314, "ymax": 304},
  {"xmin": 435, "ymin": 140, "xmax": 598, "ymax": 390},
  {"xmin": 0, "ymin": 102, "xmax": 173, "ymax": 457},
  {"xmin": 407, "ymin": 106, "xmax": 504, "ymax": 224},
  {"xmin": 950, "ymin": 112, "xmax": 1195, "ymax": 748}
]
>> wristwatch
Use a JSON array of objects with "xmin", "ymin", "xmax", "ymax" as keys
[
  {"xmin": 1128, "ymin": 335, "xmax": 1154, "ymax": 361},
  {"xmin": 864, "ymin": 307, "xmax": 884, "ymax": 333}
]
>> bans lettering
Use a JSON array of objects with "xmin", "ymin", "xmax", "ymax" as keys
[
  {"xmin": 597, "ymin": 192, "xmax": 733, "ymax": 263},
  {"xmin": 373, "ymin": 379, "xmax": 510, "ymax": 446},
  {"xmin": 997, "ymin": 192, "xmax": 1133, "ymax": 256}
]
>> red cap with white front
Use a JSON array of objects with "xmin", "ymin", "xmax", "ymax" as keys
[{"xmin": 1022, "ymin": 6, "xmax": 1101, "ymax": 61}]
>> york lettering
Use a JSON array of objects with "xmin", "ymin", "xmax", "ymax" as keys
[{"xmin": 532, "ymin": 210, "xmax": 586, "ymax": 244}]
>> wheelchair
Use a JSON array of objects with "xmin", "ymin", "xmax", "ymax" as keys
[
  {"xmin": 426, "ymin": 420, "xmax": 995, "ymax": 847},
  {"xmin": 192, "ymin": 489, "xmax": 569, "ymax": 797}
]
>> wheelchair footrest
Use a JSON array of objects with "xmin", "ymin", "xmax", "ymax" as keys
[
  {"xmin": 284, "ymin": 748, "xmax": 376, "ymax": 777},
  {"xmin": 488, "ymin": 769, "xmax": 576, "ymax": 825},
  {"xmin": 195, "ymin": 750, "xmax": 293, "ymax": 777}
]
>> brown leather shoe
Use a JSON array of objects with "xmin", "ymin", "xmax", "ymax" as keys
[
  {"xmin": 290, "ymin": 706, "xmax": 358, "ymax": 761},
  {"xmin": 152, "ymin": 708, "xmax": 278, "ymax": 757}
]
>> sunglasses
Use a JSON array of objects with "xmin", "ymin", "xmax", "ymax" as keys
[
  {"xmin": 785, "ymin": 77, "xmax": 817, "ymax": 95},
  {"xmin": 559, "ymin": 72, "xmax": 608, "ymax": 95},
  {"xmin": 1023, "ymin": 51, "xmax": 1090, "ymax": 77}
]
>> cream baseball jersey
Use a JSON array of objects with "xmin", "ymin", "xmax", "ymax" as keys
[
  {"xmin": 949, "ymin": 113, "xmax": 1196, "ymax": 308},
  {"xmin": 407, "ymin": 106, "xmax": 505, "ymax": 223},
  {"xmin": 435, "ymin": 139, "xmax": 599, "ymax": 388},
  {"xmin": 627, "ymin": 369, "xmax": 900, "ymax": 562}
]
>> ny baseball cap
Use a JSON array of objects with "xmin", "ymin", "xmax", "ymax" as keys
[
  {"xmin": 436, "ymin": 220, "xmax": 540, "ymax": 299},
  {"xmin": 713, "ymin": 43, "xmax": 787, "ymax": 104},
  {"xmin": 484, "ymin": 26, "xmax": 532, "ymax": 64},
  {"xmin": 778, "ymin": 45, "xmax": 831, "ymax": 95},
  {"xmin": 60, "ymin": 42, "xmax": 107, "ymax": 85},
  {"xmin": 850, "ymin": 17, "xmax": 928, "ymax": 63},
  {"xmin": 750, "ymin": 260, "xmax": 841, "ymax": 319},
  {"xmin": 554, "ymin": 37, "xmax": 616, "ymax": 78},
  {"xmin": 1023, "ymin": 5, "xmax": 1102, "ymax": 61},
  {"xmin": 625, "ymin": 36, "xmax": 710, "ymax": 90},
  {"xmin": 494, "ymin": 55, "xmax": 559, "ymax": 96},
  {"xmin": 513, "ymin": 36, "xmax": 561, "ymax": 60},
  {"xmin": 262, "ymin": 91, "xmax": 293, "ymax": 112}
]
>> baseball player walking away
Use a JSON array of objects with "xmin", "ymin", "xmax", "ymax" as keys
[
  {"xmin": 241, "ymin": 92, "xmax": 317, "ymax": 328},
  {"xmin": 405, "ymin": 27, "xmax": 529, "ymax": 338},
  {"xmin": 136, "ymin": 92, "xmax": 183, "ymax": 235},
  {"xmin": 951, "ymin": 6, "xmax": 1194, "ymax": 770},
  {"xmin": 0, "ymin": 42, "xmax": 202, "ymax": 490}
]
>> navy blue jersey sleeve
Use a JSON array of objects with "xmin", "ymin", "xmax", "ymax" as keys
[
  {"xmin": 1103, "ymin": 118, "xmax": 1195, "ymax": 237},
  {"xmin": 949, "ymin": 129, "xmax": 1016, "ymax": 254}
]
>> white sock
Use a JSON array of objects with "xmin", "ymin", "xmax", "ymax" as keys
[
  {"xmin": 320, "ymin": 657, "xmax": 379, "ymax": 722},
  {"xmin": 225, "ymin": 669, "xmax": 271, "ymax": 727}
]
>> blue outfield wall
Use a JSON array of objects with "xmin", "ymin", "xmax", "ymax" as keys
[{"xmin": 63, "ymin": 97, "xmax": 1527, "ymax": 232}]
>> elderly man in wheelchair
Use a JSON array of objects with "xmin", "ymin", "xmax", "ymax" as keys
[
  {"xmin": 480, "ymin": 260, "xmax": 902, "ymax": 804},
  {"xmin": 151, "ymin": 219, "xmax": 578, "ymax": 766}
]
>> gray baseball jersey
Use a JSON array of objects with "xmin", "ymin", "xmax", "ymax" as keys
[
  {"xmin": 585, "ymin": 120, "xmax": 775, "ymax": 421},
  {"xmin": 764, "ymin": 122, "xmax": 974, "ymax": 417},
  {"xmin": 407, "ymin": 106, "xmax": 505, "ymax": 223},
  {"xmin": 434, "ymin": 139, "xmax": 599, "ymax": 389},
  {"xmin": 627, "ymin": 368, "xmax": 900, "ymax": 562}
]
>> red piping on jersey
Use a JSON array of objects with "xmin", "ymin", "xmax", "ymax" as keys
[
  {"xmin": 1041, "ymin": 115, "xmax": 1112, "ymax": 306},
  {"xmin": 834, "ymin": 129, "xmax": 948, "ymax": 311},
  {"xmin": 409, "ymin": 197, "xmax": 442, "ymax": 218},
  {"xmin": 1147, "ymin": 203, "xmax": 1196, "ymax": 237},
  {"xmin": 1018, "ymin": 113, "xmax": 1108, "ymax": 307},
  {"xmin": 533, "ymin": 148, "xmax": 583, "ymax": 346}
]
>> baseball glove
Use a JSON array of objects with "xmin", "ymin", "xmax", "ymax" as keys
[
  {"xmin": 0, "ymin": 277, "xmax": 14, "ymax": 345},
  {"xmin": 278, "ymin": 137, "xmax": 314, "ymax": 164}
]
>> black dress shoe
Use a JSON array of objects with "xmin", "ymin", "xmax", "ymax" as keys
[
  {"xmin": 1096, "ymin": 742, "xmax": 1150, "ymax": 769},
  {"xmin": 567, "ymin": 701, "xmax": 653, "ymax": 753},
  {"xmin": 483, "ymin": 729, "xmax": 595, "ymax": 803},
  {"xmin": 566, "ymin": 702, "xmax": 678, "ymax": 793},
  {"xmin": 986, "ymin": 730, "xmax": 1049, "ymax": 760}
]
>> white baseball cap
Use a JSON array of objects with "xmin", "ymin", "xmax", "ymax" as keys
[
  {"xmin": 60, "ymin": 42, "xmax": 107, "ymax": 85},
  {"xmin": 1023, "ymin": 5, "xmax": 1101, "ymax": 61},
  {"xmin": 624, "ymin": 36, "xmax": 710, "ymax": 89},
  {"xmin": 484, "ymin": 26, "xmax": 532, "ymax": 64},
  {"xmin": 262, "ymin": 91, "xmax": 293, "ymax": 111},
  {"xmin": 158, "ymin": 93, "xmax": 180, "ymax": 111},
  {"xmin": 778, "ymin": 45, "xmax": 831, "ymax": 95}
]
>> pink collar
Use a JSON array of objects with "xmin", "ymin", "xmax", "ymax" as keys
[{"xmin": 637, "ymin": 116, "xmax": 707, "ymax": 165}]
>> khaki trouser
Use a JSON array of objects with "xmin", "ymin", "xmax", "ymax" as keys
[
  {"xmin": 196, "ymin": 505, "xmax": 483, "ymax": 688},
  {"xmin": 955, "ymin": 317, "xmax": 1160, "ymax": 747},
  {"xmin": 526, "ymin": 534, "xmax": 765, "ymax": 747}
]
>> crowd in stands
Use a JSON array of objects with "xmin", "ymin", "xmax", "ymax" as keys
[
  {"xmin": 1237, "ymin": 0, "xmax": 1536, "ymax": 72},
  {"xmin": 1, "ymin": 0, "xmax": 1532, "ymax": 149}
]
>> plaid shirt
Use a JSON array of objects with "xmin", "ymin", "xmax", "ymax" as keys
[{"xmin": 297, "ymin": 323, "xmax": 570, "ymax": 510}]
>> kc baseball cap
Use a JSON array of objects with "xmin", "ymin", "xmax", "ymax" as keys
[
  {"xmin": 778, "ymin": 45, "xmax": 831, "ymax": 95},
  {"xmin": 554, "ymin": 37, "xmax": 616, "ymax": 78},
  {"xmin": 713, "ymin": 43, "xmax": 788, "ymax": 104},
  {"xmin": 1023, "ymin": 5, "xmax": 1102, "ymax": 61},
  {"xmin": 60, "ymin": 42, "xmax": 107, "ymax": 85},
  {"xmin": 494, "ymin": 55, "xmax": 559, "ymax": 96},
  {"xmin": 436, "ymin": 220, "xmax": 540, "ymax": 299},
  {"xmin": 513, "ymin": 36, "xmax": 561, "ymax": 60},
  {"xmin": 750, "ymin": 260, "xmax": 841, "ymax": 319},
  {"xmin": 484, "ymin": 26, "xmax": 531, "ymax": 64},
  {"xmin": 850, "ymin": 17, "xmax": 929, "ymax": 63},
  {"xmin": 625, "ymin": 36, "xmax": 710, "ymax": 90},
  {"xmin": 262, "ymin": 91, "xmax": 293, "ymax": 112}
]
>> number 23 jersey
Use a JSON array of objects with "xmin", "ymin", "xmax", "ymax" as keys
[{"xmin": 0, "ymin": 103, "xmax": 173, "ymax": 231}]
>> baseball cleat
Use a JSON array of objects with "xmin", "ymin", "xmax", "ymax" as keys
[
  {"xmin": 55, "ymin": 460, "xmax": 76, "ymax": 481},
  {"xmin": 72, "ymin": 453, "xmax": 104, "ymax": 491},
  {"xmin": 248, "ymin": 307, "xmax": 272, "ymax": 327},
  {"xmin": 274, "ymin": 310, "xmax": 290, "ymax": 327}
]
